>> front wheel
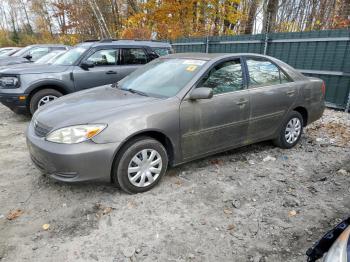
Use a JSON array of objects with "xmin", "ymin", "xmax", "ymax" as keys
[
  {"xmin": 273, "ymin": 111, "xmax": 303, "ymax": 149},
  {"xmin": 112, "ymin": 137, "xmax": 168, "ymax": 194},
  {"xmin": 29, "ymin": 89, "xmax": 62, "ymax": 114}
]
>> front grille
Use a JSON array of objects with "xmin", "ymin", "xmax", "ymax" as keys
[{"xmin": 34, "ymin": 121, "xmax": 51, "ymax": 137}]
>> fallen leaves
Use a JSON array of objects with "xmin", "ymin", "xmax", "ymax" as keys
[
  {"xmin": 94, "ymin": 203, "xmax": 115, "ymax": 218},
  {"xmin": 174, "ymin": 179, "xmax": 183, "ymax": 186},
  {"xmin": 308, "ymin": 120, "xmax": 350, "ymax": 146},
  {"xmin": 6, "ymin": 209, "xmax": 24, "ymax": 220},
  {"xmin": 126, "ymin": 201, "xmax": 137, "ymax": 210},
  {"xmin": 227, "ymin": 224, "xmax": 235, "ymax": 230},
  {"xmin": 288, "ymin": 210, "xmax": 297, "ymax": 217},
  {"xmin": 223, "ymin": 208, "xmax": 233, "ymax": 215},
  {"xmin": 209, "ymin": 159, "xmax": 224, "ymax": 165},
  {"xmin": 42, "ymin": 224, "xmax": 50, "ymax": 230}
]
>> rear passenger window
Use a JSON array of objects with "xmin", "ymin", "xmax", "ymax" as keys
[
  {"xmin": 86, "ymin": 49, "xmax": 117, "ymax": 66},
  {"xmin": 120, "ymin": 48, "xmax": 147, "ymax": 65},
  {"xmin": 246, "ymin": 59, "xmax": 291, "ymax": 87}
]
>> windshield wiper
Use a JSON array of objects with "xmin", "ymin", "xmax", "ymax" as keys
[{"xmin": 126, "ymin": 88, "xmax": 149, "ymax": 97}]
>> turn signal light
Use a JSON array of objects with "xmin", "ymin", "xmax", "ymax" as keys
[{"xmin": 321, "ymin": 82, "xmax": 326, "ymax": 96}]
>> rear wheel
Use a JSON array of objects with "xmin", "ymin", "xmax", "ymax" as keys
[
  {"xmin": 273, "ymin": 111, "xmax": 303, "ymax": 149},
  {"xmin": 112, "ymin": 137, "xmax": 168, "ymax": 194},
  {"xmin": 29, "ymin": 89, "xmax": 62, "ymax": 114}
]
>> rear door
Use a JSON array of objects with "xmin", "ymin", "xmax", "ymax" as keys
[
  {"xmin": 245, "ymin": 57, "xmax": 298, "ymax": 141},
  {"xmin": 116, "ymin": 47, "xmax": 150, "ymax": 79},
  {"xmin": 180, "ymin": 58, "xmax": 250, "ymax": 160},
  {"xmin": 73, "ymin": 48, "xmax": 120, "ymax": 91}
]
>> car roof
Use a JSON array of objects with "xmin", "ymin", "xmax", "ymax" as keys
[
  {"xmin": 0, "ymin": 47, "xmax": 20, "ymax": 50},
  {"xmin": 76, "ymin": 39, "xmax": 172, "ymax": 48},
  {"xmin": 27, "ymin": 44, "xmax": 70, "ymax": 48},
  {"xmin": 164, "ymin": 52, "xmax": 276, "ymax": 61}
]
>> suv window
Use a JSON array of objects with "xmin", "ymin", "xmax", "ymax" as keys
[
  {"xmin": 200, "ymin": 59, "xmax": 243, "ymax": 95},
  {"xmin": 52, "ymin": 46, "xmax": 67, "ymax": 51},
  {"xmin": 29, "ymin": 47, "xmax": 50, "ymax": 61},
  {"xmin": 152, "ymin": 47, "xmax": 172, "ymax": 56},
  {"xmin": 120, "ymin": 48, "xmax": 147, "ymax": 65},
  {"xmin": 86, "ymin": 49, "xmax": 117, "ymax": 66},
  {"xmin": 246, "ymin": 59, "xmax": 291, "ymax": 87}
]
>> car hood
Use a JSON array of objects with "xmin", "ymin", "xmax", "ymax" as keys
[
  {"xmin": 34, "ymin": 85, "xmax": 160, "ymax": 129},
  {"xmin": 0, "ymin": 64, "xmax": 69, "ymax": 74},
  {"xmin": 0, "ymin": 56, "xmax": 29, "ymax": 66}
]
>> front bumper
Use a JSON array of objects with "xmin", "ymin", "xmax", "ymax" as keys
[
  {"xmin": 26, "ymin": 121, "xmax": 120, "ymax": 182},
  {"xmin": 0, "ymin": 93, "xmax": 28, "ymax": 113}
]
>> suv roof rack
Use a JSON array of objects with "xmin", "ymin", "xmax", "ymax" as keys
[
  {"xmin": 99, "ymin": 38, "xmax": 120, "ymax": 43},
  {"xmin": 97, "ymin": 38, "xmax": 167, "ymax": 43},
  {"xmin": 83, "ymin": 39, "xmax": 100, "ymax": 42}
]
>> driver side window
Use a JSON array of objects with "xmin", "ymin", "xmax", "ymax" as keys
[
  {"xmin": 200, "ymin": 59, "xmax": 243, "ymax": 95},
  {"xmin": 86, "ymin": 49, "xmax": 117, "ymax": 66}
]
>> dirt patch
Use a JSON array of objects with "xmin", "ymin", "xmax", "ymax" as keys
[{"xmin": 0, "ymin": 105, "xmax": 349, "ymax": 262}]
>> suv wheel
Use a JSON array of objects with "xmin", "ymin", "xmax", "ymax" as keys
[
  {"xmin": 273, "ymin": 111, "xmax": 303, "ymax": 149},
  {"xmin": 112, "ymin": 137, "xmax": 168, "ymax": 194},
  {"xmin": 29, "ymin": 89, "xmax": 62, "ymax": 114}
]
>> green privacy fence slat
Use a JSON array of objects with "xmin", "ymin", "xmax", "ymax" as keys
[{"xmin": 171, "ymin": 29, "xmax": 350, "ymax": 109}]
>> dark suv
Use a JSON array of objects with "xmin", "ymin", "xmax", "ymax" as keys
[{"xmin": 0, "ymin": 40, "xmax": 169, "ymax": 114}]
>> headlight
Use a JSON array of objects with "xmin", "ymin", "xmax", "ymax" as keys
[
  {"xmin": 0, "ymin": 76, "xmax": 19, "ymax": 88},
  {"xmin": 46, "ymin": 124, "xmax": 107, "ymax": 144},
  {"xmin": 323, "ymin": 226, "xmax": 350, "ymax": 262}
]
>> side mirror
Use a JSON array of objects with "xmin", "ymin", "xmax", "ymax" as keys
[
  {"xmin": 80, "ymin": 61, "xmax": 94, "ymax": 70},
  {"xmin": 189, "ymin": 87, "xmax": 213, "ymax": 100},
  {"xmin": 23, "ymin": 54, "xmax": 32, "ymax": 60},
  {"xmin": 148, "ymin": 52, "xmax": 159, "ymax": 60}
]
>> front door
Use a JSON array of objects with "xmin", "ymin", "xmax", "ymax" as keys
[
  {"xmin": 116, "ymin": 48, "xmax": 150, "ymax": 79},
  {"xmin": 245, "ymin": 58, "xmax": 298, "ymax": 140},
  {"xmin": 180, "ymin": 58, "xmax": 250, "ymax": 161},
  {"xmin": 73, "ymin": 48, "xmax": 121, "ymax": 91}
]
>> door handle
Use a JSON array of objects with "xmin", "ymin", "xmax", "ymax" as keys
[
  {"xmin": 286, "ymin": 90, "xmax": 295, "ymax": 96},
  {"xmin": 106, "ymin": 70, "xmax": 117, "ymax": 75},
  {"xmin": 236, "ymin": 99, "xmax": 248, "ymax": 106}
]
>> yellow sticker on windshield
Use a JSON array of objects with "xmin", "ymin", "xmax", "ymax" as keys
[{"xmin": 186, "ymin": 65, "xmax": 197, "ymax": 72}]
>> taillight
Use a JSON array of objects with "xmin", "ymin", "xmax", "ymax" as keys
[{"xmin": 321, "ymin": 82, "xmax": 326, "ymax": 96}]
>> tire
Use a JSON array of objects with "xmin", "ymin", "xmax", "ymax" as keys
[
  {"xmin": 29, "ymin": 89, "xmax": 63, "ymax": 115},
  {"xmin": 112, "ymin": 136, "xmax": 168, "ymax": 194},
  {"xmin": 273, "ymin": 111, "xmax": 303, "ymax": 149}
]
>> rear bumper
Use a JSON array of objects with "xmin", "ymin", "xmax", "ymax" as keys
[
  {"xmin": 0, "ymin": 93, "xmax": 28, "ymax": 113},
  {"xmin": 307, "ymin": 101, "xmax": 326, "ymax": 125},
  {"xmin": 26, "ymin": 121, "xmax": 120, "ymax": 182}
]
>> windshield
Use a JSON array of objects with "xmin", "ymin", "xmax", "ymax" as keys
[
  {"xmin": 52, "ymin": 47, "xmax": 87, "ymax": 66},
  {"xmin": 0, "ymin": 50, "xmax": 9, "ymax": 56},
  {"xmin": 12, "ymin": 46, "xmax": 33, "ymax": 57},
  {"xmin": 35, "ymin": 51, "xmax": 64, "ymax": 64},
  {"xmin": 118, "ymin": 58, "xmax": 207, "ymax": 98},
  {"xmin": 152, "ymin": 47, "xmax": 173, "ymax": 56}
]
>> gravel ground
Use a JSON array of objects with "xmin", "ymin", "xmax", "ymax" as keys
[{"xmin": 0, "ymin": 104, "xmax": 349, "ymax": 262}]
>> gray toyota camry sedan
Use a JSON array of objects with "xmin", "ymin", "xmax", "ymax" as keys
[{"xmin": 26, "ymin": 53, "xmax": 325, "ymax": 194}]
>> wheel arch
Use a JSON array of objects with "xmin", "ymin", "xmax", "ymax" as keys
[
  {"xmin": 110, "ymin": 129, "xmax": 176, "ymax": 182},
  {"xmin": 26, "ymin": 82, "xmax": 70, "ymax": 108},
  {"xmin": 292, "ymin": 106, "xmax": 308, "ymax": 126}
]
